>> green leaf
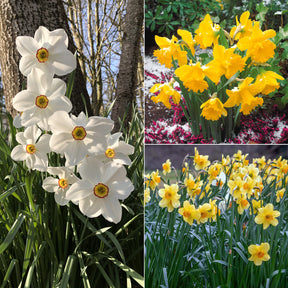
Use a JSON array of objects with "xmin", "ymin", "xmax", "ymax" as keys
[
  {"xmin": 1, "ymin": 259, "xmax": 18, "ymax": 288},
  {"xmin": 0, "ymin": 213, "xmax": 26, "ymax": 254},
  {"xmin": 219, "ymin": 29, "xmax": 228, "ymax": 48},
  {"xmin": 107, "ymin": 255, "xmax": 144, "ymax": 287},
  {"xmin": 59, "ymin": 255, "xmax": 77, "ymax": 288}
]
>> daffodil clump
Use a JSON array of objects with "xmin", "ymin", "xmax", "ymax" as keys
[
  {"xmin": 145, "ymin": 147, "xmax": 288, "ymax": 282},
  {"xmin": 11, "ymin": 27, "xmax": 134, "ymax": 224},
  {"xmin": 149, "ymin": 11, "xmax": 284, "ymax": 143}
]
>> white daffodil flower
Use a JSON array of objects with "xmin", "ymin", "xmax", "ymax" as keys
[
  {"xmin": 16, "ymin": 26, "xmax": 76, "ymax": 76},
  {"xmin": 48, "ymin": 111, "xmax": 114, "ymax": 167},
  {"xmin": 13, "ymin": 68, "xmax": 72, "ymax": 131},
  {"xmin": 11, "ymin": 125, "xmax": 51, "ymax": 171},
  {"xmin": 66, "ymin": 157, "xmax": 134, "ymax": 223},
  {"xmin": 42, "ymin": 167, "xmax": 79, "ymax": 206},
  {"xmin": 91, "ymin": 132, "xmax": 134, "ymax": 166}
]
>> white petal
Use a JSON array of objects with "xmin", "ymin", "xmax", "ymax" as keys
[
  {"xmin": 101, "ymin": 197, "xmax": 122, "ymax": 223},
  {"xmin": 49, "ymin": 132, "xmax": 73, "ymax": 154},
  {"xmin": 103, "ymin": 162, "xmax": 126, "ymax": 183},
  {"xmin": 107, "ymin": 133, "xmax": 121, "ymax": 146},
  {"xmin": 66, "ymin": 181, "xmax": 92, "ymax": 201},
  {"xmin": 36, "ymin": 134, "xmax": 51, "ymax": 153},
  {"xmin": 115, "ymin": 141, "xmax": 134, "ymax": 155},
  {"xmin": 24, "ymin": 125, "xmax": 41, "ymax": 143},
  {"xmin": 48, "ymin": 96, "xmax": 72, "ymax": 113},
  {"xmin": 33, "ymin": 152, "xmax": 48, "ymax": 171},
  {"xmin": 48, "ymin": 111, "xmax": 74, "ymax": 133},
  {"xmin": 113, "ymin": 154, "xmax": 132, "ymax": 166},
  {"xmin": 21, "ymin": 111, "xmax": 38, "ymax": 128},
  {"xmin": 34, "ymin": 26, "xmax": 50, "ymax": 44},
  {"xmin": 43, "ymin": 177, "xmax": 59, "ymax": 193},
  {"xmin": 78, "ymin": 157, "xmax": 103, "ymax": 183},
  {"xmin": 47, "ymin": 167, "xmax": 66, "ymax": 178},
  {"xmin": 19, "ymin": 55, "xmax": 38, "ymax": 76},
  {"xmin": 54, "ymin": 190, "xmax": 70, "ymax": 206},
  {"xmin": 71, "ymin": 112, "xmax": 88, "ymax": 126},
  {"xmin": 79, "ymin": 197, "xmax": 102, "ymax": 218},
  {"xmin": 16, "ymin": 132, "xmax": 27, "ymax": 145},
  {"xmin": 13, "ymin": 114, "xmax": 23, "ymax": 128},
  {"xmin": 11, "ymin": 145, "xmax": 27, "ymax": 161},
  {"xmin": 64, "ymin": 141, "xmax": 88, "ymax": 167},
  {"xmin": 27, "ymin": 67, "xmax": 53, "ymax": 93},
  {"xmin": 16, "ymin": 36, "xmax": 38, "ymax": 56},
  {"xmin": 13, "ymin": 90, "xmax": 36, "ymax": 112},
  {"xmin": 49, "ymin": 78, "xmax": 67, "ymax": 96},
  {"xmin": 86, "ymin": 116, "xmax": 114, "ymax": 134},
  {"xmin": 50, "ymin": 49, "xmax": 76, "ymax": 76},
  {"xmin": 109, "ymin": 179, "xmax": 134, "ymax": 200}
]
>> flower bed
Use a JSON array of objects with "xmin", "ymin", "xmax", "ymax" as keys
[{"xmin": 145, "ymin": 56, "xmax": 288, "ymax": 144}]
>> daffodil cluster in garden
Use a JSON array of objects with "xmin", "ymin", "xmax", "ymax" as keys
[
  {"xmin": 145, "ymin": 148, "xmax": 287, "ymax": 266},
  {"xmin": 149, "ymin": 11, "xmax": 284, "ymax": 142},
  {"xmin": 10, "ymin": 26, "xmax": 134, "ymax": 224}
]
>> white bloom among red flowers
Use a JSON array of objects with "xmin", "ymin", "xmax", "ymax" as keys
[
  {"xmin": 13, "ymin": 68, "xmax": 72, "ymax": 131},
  {"xmin": 42, "ymin": 167, "xmax": 79, "ymax": 205},
  {"xmin": 48, "ymin": 111, "xmax": 114, "ymax": 166},
  {"xmin": 11, "ymin": 125, "xmax": 51, "ymax": 171},
  {"xmin": 16, "ymin": 26, "xmax": 76, "ymax": 76},
  {"xmin": 66, "ymin": 157, "xmax": 134, "ymax": 223}
]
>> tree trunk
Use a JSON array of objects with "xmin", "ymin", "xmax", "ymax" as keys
[
  {"xmin": 111, "ymin": 0, "xmax": 143, "ymax": 132},
  {"xmin": 0, "ymin": 0, "xmax": 92, "ymax": 117}
]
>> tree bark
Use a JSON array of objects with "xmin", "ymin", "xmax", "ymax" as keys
[
  {"xmin": 0, "ymin": 0, "xmax": 92, "ymax": 117},
  {"xmin": 111, "ymin": 0, "xmax": 143, "ymax": 132}
]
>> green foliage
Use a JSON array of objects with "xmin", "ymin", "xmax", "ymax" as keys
[
  {"xmin": 0, "ymin": 107, "xmax": 144, "ymax": 287},
  {"xmin": 145, "ymin": 0, "xmax": 221, "ymax": 36},
  {"xmin": 219, "ymin": 0, "xmax": 288, "ymax": 31}
]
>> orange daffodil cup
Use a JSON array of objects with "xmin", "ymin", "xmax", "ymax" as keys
[
  {"xmin": 149, "ymin": 11, "xmax": 284, "ymax": 143},
  {"xmin": 10, "ymin": 26, "xmax": 135, "ymax": 224}
]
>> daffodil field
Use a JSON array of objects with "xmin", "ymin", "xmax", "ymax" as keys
[
  {"xmin": 148, "ymin": 8, "xmax": 288, "ymax": 143},
  {"xmin": 0, "ymin": 27, "xmax": 144, "ymax": 287},
  {"xmin": 145, "ymin": 148, "xmax": 288, "ymax": 287}
]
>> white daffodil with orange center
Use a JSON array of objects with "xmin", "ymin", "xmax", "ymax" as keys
[
  {"xmin": 11, "ymin": 125, "xmax": 51, "ymax": 171},
  {"xmin": 48, "ymin": 111, "xmax": 114, "ymax": 166},
  {"xmin": 91, "ymin": 132, "xmax": 134, "ymax": 166},
  {"xmin": 16, "ymin": 26, "xmax": 76, "ymax": 76},
  {"xmin": 13, "ymin": 68, "xmax": 72, "ymax": 131},
  {"xmin": 42, "ymin": 167, "xmax": 79, "ymax": 206},
  {"xmin": 66, "ymin": 157, "xmax": 134, "ymax": 223}
]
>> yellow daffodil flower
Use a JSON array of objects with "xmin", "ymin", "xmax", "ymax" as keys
[
  {"xmin": 150, "ymin": 83, "xmax": 181, "ymax": 109},
  {"xmin": 178, "ymin": 200, "xmax": 201, "ymax": 225},
  {"xmin": 195, "ymin": 14, "xmax": 220, "ymax": 49},
  {"xmin": 200, "ymin": 97, "xmax": 227, "ymax": 121},
  {"xmin": 175, "ymin": 62, "xmax": 208, "ymax": 93},
  {"xmin": 204, "ymin": 45, "xmax": 246, "ymax": 84},
  {"xmin": 248, "ymin": 243, "xmax": 270, "ymax": 266},
  {"xmin": 158, "ymin": 184, "xmax": 181, "ymax": 212},
  {"xmin": 237, "ymin": 22, "xmax": 276, "ymax": 63},
  {"xmin": 154, "ymin": 35, "xmax": 187, "ymax": 68},
  {"xmin": 224, "ymin": 77, "xmax": 264, "ymax": 108},
  {"xmin": 255, "ymin": 71, "xmax": 284, "ymax": 95},
  {"xmin": 194, "ymin": 148, "xmax": 211, "ymax": 171},
  {"xmin": 162, "ymin": 159, "xmax": 172, "ymax": 175},
  {"xmin": 230, "ymin": 11, "xmax": 254, "ymax": 41},
  {"xmin": 177, "ymin": 29, "xmax": 196, "ymax": 56},
  {"xmin": 254, "ymin": 203, "xmax": 280, "ymax": 229}
]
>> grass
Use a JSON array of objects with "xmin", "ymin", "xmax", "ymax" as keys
[{"xmin": 0, "ymin": 108, "xmax": 144, "ymax": 288}]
